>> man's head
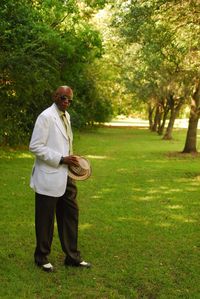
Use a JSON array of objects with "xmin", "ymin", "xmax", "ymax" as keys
[{"xmin": 53, "ymin": 86, "xmax": 73, "ymax": 111}]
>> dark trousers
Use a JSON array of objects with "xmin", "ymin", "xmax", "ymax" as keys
[{"xmin": 34, "ymin": 177, "xmax": 81, "ymax": 265}]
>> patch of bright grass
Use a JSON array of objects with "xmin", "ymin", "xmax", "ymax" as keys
[{"xmin": 0, "ymin": 127, "xmax": 199, "ymax": 298}]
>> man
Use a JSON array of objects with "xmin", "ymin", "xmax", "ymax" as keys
[{"xmin": 29, "ymin": 86, "xmax": 91, "ymax": 272}]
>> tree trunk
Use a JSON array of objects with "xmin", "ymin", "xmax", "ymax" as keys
[
  {"xmin": 163, "ymin": 95, "xmax": 185, "ymax": 140},
  {"xmin": 182, "ymin": 116, "xmax": 199, "ymax": 153},
  {"xmin": 151, "ymin": 105, "xmax": 160, "ymax": 132},
  {"xmin": 157, "ymin": 96, "xmax": 171, "ymax": 135},
  {"xmin": 182, "ymin": 81, "xmax": 200, "ymax": 153},
  {"xmin": 163, "ymin": 109, "xmax": 176, "ymax": 140},
  {"xmin": 148, "ymin": 102, "xmax": 155, "ymax": 130},
  {"xmin": 157, "ymin": 106, "xmax": 169, "ymax": 135},
  {"xmin": 183, "ymin": 115, "xmax": 198, "ymax": 153}
]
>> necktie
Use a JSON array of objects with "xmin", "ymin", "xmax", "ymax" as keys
[{"xmin": 61, "ymin": 113, "xmax": 73, "ymax": 154}]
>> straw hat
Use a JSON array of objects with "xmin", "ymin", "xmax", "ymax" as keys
[{"xmin": 68, "ymin": 156, "xmax": 91, "ymax": 181}]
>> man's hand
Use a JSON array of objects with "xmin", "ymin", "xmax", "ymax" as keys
[{"xmin": 62, "ymin": 155, "xmax": 79, "ymax": 166}]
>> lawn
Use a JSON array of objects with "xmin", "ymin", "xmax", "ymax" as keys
[{"xmin": 0, "ymin": 127, "xmax": 199, "ymax": 299}]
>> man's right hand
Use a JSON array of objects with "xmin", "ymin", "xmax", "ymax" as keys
[{"xmin": 62, "ymin": 155, "xmax": 79, "ymax": 166}]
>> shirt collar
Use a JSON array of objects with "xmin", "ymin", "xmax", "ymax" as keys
[{"xmin": 54, "ymin": 103, "xmax": 65, "ymax": 117}]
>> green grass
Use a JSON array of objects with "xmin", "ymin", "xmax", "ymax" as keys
[{"xmin": 0, "ymin": 127, "xmax": 200, "ymax": 299}]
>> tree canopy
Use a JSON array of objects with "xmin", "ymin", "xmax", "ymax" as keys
[
  {"xmin": 0, "ymin": 0, "xmax": 112, "ymax": 145},
  {"xmin": 0, "ymin": 0, "xmax": 199, "ymax": 151},
  {"xmin": 108, "ymin": 0, "xmax": 200, "ymax": 151}
]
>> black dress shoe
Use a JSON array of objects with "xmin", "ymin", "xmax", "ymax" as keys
[
  {"xmin": 65, "ymin": 260, "xmax": 91, "ymax": 268},
  {"xmin": 35, "ymin": 262, "xmax": 54, "ymax": 272},
  {"xmin": 79, "ymin": 261, "xmax": 92, "ymax": 268}
]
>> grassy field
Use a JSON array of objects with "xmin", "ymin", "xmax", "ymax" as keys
[{"xmin": 0, "ymin": 127, "xmax": 200, "ymax": 299}]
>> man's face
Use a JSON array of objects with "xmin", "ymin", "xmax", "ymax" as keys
[{"xmin": 54, "ymin": 87, "xmax": 73, "ymax": 112}]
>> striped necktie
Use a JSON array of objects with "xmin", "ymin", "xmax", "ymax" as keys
[{"xmin": 61, "ymin": 113, "xmax": 73, "ymax": 154}]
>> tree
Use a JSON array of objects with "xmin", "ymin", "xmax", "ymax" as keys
[
  {"xmin": 0, "ymin": 0, "xmax": 111, "ymax": 146},
  {"xmin": 183, "ymin": 80, "xmax": 200, "ymax": 153},
  {"xmin": 111, "ymin": 0, "xmax": 200, "ymax": 148}
]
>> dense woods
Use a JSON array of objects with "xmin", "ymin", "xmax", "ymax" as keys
[{"xmin": 0, "ymin": 0, "xmax": 199, "ymax": 151}]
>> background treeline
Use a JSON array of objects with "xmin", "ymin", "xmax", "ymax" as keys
[
  {"xmin": 108, "ymin": 0, "xmax": 200, "ymax": 153},
  {"xmin": 0, "ymin": 0, "xmax": 200, "ymax": 152},
  {"xmin": 0, "ymin": 0, "xmax": 112, "ymax": 146}
]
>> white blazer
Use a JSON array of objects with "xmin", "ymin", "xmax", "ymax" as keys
[{"xmin": 29, "ymin": 103, "xmax": 72, "ymax": 197}]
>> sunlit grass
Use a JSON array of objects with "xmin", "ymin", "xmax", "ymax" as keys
[{"xmin": 0, "ymin": 127, "xmax": 200, "ymax": 299}]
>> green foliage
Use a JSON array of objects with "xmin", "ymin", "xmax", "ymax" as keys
[
  {"xmin": 0, "ymin": 0, "xmax": 111, "ymax": 146},
  {"xmin": 108, "ymin": 0, "xmax": 200, "ymax": 143},
  {"xmin": 83, "ymin": 0, "xmax": 108, "ymax": 9},
  {"xmin": 1, "ymin": 0, "xmax": 199, "ymax": 146},
  {"xmin": 69, "ymin": 72, "xmax": 113, "ymax": 128}
]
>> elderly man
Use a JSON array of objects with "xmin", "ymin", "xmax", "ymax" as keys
[{"xmin": 29, "ymin": 86, "xmax": 91, "ymax": 272}]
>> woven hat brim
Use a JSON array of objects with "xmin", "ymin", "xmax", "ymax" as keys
[{"xmin": 68, "ymin": 156, "xmax": 91, "ymax": 181}]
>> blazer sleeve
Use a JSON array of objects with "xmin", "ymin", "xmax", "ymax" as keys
[{"xmin": 29, "ymin": 113, "xmax": 61, "ymax": 168}]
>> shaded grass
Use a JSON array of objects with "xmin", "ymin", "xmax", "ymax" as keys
[{"xmin": 0, "ymin": 127, "xmax": 200, "ymax": 299}]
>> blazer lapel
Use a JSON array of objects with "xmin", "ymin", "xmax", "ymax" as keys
[{"xmin": 51, "ymin": 104, "xmax": 68, "ymax": 140}]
